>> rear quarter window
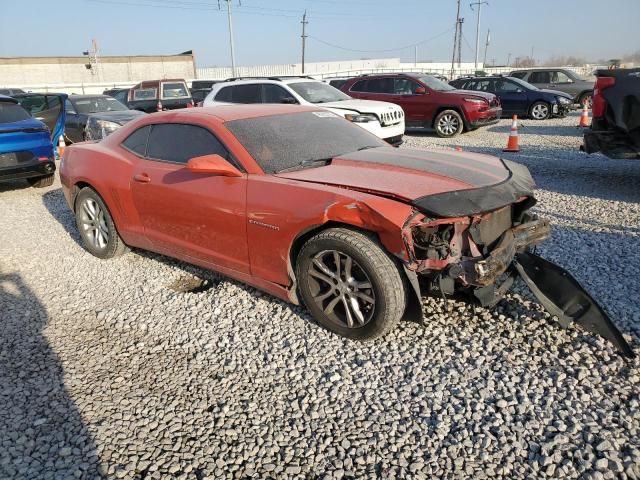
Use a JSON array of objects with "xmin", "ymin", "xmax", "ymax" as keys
[
  {"xmin": 121, "ymin": 125, "xmax": 151, "ymax": 156},
  {"xmin": 133, "ymin": 89, "xmax": 157, "ymax": 101}
]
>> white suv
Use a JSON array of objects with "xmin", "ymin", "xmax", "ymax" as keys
[{"xmin": 202, "ymin": 77, "xmax": 405, "ymax": 145}]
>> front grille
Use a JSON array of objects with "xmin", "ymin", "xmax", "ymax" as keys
[{"xmin": 0, "ymin": 151, "xmax": 36, "ymax": 168}]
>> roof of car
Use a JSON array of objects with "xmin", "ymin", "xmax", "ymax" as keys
[{"xmin": 0, "ymin": 94, "xmax": 18, "ymax": 103}]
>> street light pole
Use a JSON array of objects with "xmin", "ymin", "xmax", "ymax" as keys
[
  {"xmin": 301, "ymin": 11, "xmax": 308, "ymax": 74},
  {"xmin": 225, "ymin": 0, "xmax": 237, "ymax": 77},
  {"xmin": 470, "ymin": 0, "xmax": 488, "ymax": 70}
]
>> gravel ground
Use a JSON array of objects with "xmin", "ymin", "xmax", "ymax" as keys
[{"xmin": 1, "ymin": 112, "xmax": 639, "ymax": 479}]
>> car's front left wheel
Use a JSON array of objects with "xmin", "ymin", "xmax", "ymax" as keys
[
  {"xmin": 296, "ymin": 228, "xmax": 407, "ymax": 340},
  {"xmin": 75, "ymin": 187, "xmax": 128, "ymax": 259},
  {"xmin": 434, "ymin": 109, "xmax": 464, "ymax": 138}
]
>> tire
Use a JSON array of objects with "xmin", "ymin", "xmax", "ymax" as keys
[
  {"xmin": 74, "ymin": 187, "xmax": 128, "ymax": 259},
  {"xmin": 529, "ymin": 101, "xmax": 551, "ymax": 120},
  {"xmin": 434, "ymin": 109, "xmax": 464, "ymax": 138},
  {"xmin": 27, "ymin": 174, "xmax": 55, "ymax": 188},
  {"xmin": 579, "ymin": 92, "xmax": 593, "ymax": 109},
  {"xmin": 296, "ymin": 228, "xmax": 406, "ymax": 340}
]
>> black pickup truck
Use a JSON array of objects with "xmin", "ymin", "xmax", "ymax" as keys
[{"xmin": 583, "ymin": 68, "xmax": 640, "ymax": 159}]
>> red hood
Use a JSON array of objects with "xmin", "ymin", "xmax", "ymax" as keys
[{"xmin": 276, "ymin": 147, "xmax": 511, "ymax": 202}]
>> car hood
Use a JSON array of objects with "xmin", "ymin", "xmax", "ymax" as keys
[
  {"xmin": 539, "ymin": 88, "xmax": 573, "ymax": 99},
  {"xmin": 443, "ymin": 89, "xmax": 496, "ymax": 101},
  {"xmin": 88, "ymin": 110, "xmax": 147, "ymax": 124},
  {"xmin": 319, "ymin": 99, "xmax": 403, "ymax": 115},
  {"xmin": 276, "ymin": 147, "xmax": 535, "ymax": 217}
]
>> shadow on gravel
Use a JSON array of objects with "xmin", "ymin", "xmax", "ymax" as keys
[
  {"xmin": 0, "ymin": 179, "xmax": 32, "ymax": 193},
  {"xmin": 487, "ymin": 123, "xmax": 584, "ymax": 137},
  {"xmin": 0, "ymin": 267, "xmax": 103, "ymax": 479},
  {"xmin": 41, "ymin": 188, "xmax": 83, "ymax": 246}
]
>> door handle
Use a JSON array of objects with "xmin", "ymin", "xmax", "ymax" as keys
[{"xmin": 133, "ymin": 173, "xmax": 151, "ymax": 183}]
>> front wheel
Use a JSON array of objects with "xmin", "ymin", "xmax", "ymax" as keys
[
  {"xmin": 529, "ymin": 101, "xmax": 551, "ymax": 120},
  {"xmin": 434, "ymin": 110, "xmax": 464, "ymax": 138},
  {"xmin": 297, "ymin": 228, "xmax": 407, "ymax": 340},
  {"xmin": 75, "ymin": 187, "xmax": 128, "ymax": 259}
]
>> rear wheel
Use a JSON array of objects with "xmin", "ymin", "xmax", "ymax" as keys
[
  {"xmin": 296, "ymin": 228, "xmax": 406, "ymax": 340},
  {"xmin": 27, "ymin": 174, "xmax": 55, "ymax": 188},
  {"xmin": 579, "ymin": 92, "xmax": 593, "ymax": 109},
  {"xmin": 75, "ymin": 187, "xmax": 128, "ymax": 259},
  {"xmin": 434, "ymin": 110, "xmax": 464, "ymax": 137},
  {"xmin": 529, "ymin": 101, "xmax": 551, "ymax": 120}
]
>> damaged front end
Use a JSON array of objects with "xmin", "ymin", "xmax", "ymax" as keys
[{"xmin": 402, "ymin": 202, "xmax": 634, "ymax": 358}]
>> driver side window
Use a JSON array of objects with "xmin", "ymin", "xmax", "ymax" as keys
[{"xmin": 146, "ymin": 124, "xmax": 229, "ymax": 164}]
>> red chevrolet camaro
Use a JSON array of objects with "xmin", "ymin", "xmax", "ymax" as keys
[{"xmin": 60, "ymin": 104, "xmax": 632, "ymax": 357}]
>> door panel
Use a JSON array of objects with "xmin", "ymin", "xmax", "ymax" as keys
[
  {"xmin": 131, "ymin": 159, "xmax": 249, "ymax": 273},
  {"xmin": 14, "ymin": 94, "xmax": 67, "ymax": 145}
]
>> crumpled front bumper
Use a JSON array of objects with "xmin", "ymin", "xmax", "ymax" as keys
[{"xmin": 409, "ymin": 216, "xmax": 635, "ymax": 358}]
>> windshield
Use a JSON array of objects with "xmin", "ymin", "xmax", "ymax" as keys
[
  {"xmin": 508, "ymin": 76, "xmax": 540, "ymax": 91},
  {"xmin": 288, "ymin": 81, "xmax": 351, "ymax": 103},
  {"xmin": 0, "ymin": 101, "xmax": 32, "ymax": 123},
  {"xmin": 418, "ymin": 75, "xmax": 456, "ymax": 91},
  {"xmin": 225, "ymin": 111, "xmax": 385, "ymax": 173},
  {"xmin": 73, "ymin": 97, "xmax": 128, "ymax": 114}
]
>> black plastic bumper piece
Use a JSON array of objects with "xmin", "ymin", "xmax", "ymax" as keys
[
  {"xmin": 514, "ymin": 252, "xmax": 634, "ymax": 358},
  {"xmin": 0, "ymin": 160, "xmax": 56, "ymax": 181}
]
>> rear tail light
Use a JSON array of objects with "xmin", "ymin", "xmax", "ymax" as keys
[
  {"xmin": 187, "ymin": 101, "xmax": 194, "ymax": 108},
  {"xmin": 592, "ymin": 76, "xmax": 615, "ymax": 118},
  {"xmin": 37, "ymin": 156, "xmax": 49, "ymax": 161},
  {"xmin": 157, "ymin": 100, "xmax": 163, "ymax": 111}
]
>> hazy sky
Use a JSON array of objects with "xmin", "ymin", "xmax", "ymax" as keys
[{"xmin": 0, "ymin": 0, "xmax": 637, "ymax": 66}]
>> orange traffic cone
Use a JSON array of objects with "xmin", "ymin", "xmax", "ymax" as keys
[
  {"xmin": 57, "ymin": 135, "xmax": 65, "ymax": 158},
  {"xmin": 578, "ymin": 102, "xmax": 590, "ymax": 127},
  {"xmin": 503, "ymin": 115, "xmax": 520, "ymax": 152}
]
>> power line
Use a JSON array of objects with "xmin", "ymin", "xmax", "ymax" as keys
[{"xmin": 309, "ymin": 28, "xmax": 454, "ymax": 54}]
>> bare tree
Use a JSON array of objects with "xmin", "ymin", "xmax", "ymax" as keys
[{"xmin": 513, "ymin": 56, "xmax": 536, "ymax": 68}]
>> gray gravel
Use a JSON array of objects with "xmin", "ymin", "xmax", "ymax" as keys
[{"xmin": 1, "ymin": 111, "xmax": 639, "ymax": 479}]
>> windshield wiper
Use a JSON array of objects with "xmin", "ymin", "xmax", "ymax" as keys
[{"xmin": 276, "ymin": 158, "xmax": 332, "ymax": 173}]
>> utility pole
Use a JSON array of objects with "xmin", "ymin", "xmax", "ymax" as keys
[
  {"xmin": 450, "ymin": 0, "xmax": 461, "ymax": 79},
  {"xmin": 414, "ymin": 45, "xmax": 418, "ymax": 67},
  {"xmin": 301, "ymin": 11, "xmax": 308, "ymax": 74},
  {"xmin": 483, "ymin": 29, "xmax": 490, "ymax": 67},
  {"xmin": 225, "ymin": 0, "xmax": 236, "ymax": 77},
  {"xmin": 507, "ymin": 52, "xmax": 512, "ymax": 67},
  {"xmin": 470, "ymin": 0, "xmax": 488, "ymax": 70}
]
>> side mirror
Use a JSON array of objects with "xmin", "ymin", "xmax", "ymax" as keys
[
  {"xmin": 280, "ymin": 97, "xmax": 297, "ymax": 104},
  {"xmin": 414, "ymin": 86, "xmax": 427, "ymax": 94},
  {"xmin": 186, "ymin": 154, "xmax": 242, "ymax": 177}
]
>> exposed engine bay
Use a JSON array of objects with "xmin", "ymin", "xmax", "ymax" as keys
[{"xmin": 400, "ymin": 200, "xmax": 634, "ymax": 358}]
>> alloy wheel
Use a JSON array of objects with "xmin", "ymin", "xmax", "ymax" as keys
[
  {"xmin": 437, "ymin": 114, "xmax": 460, "ymax": 136},
  {"xmin": 307, "ymin": 250, "xmax": 376, "ymax": 328},
  {"xmin": 79, "ymin": 198, "xmax": 109, "ymax": 250},
  {"xmin": 531, "ymin": 103, "xmax": 549, "ymax": 119}
]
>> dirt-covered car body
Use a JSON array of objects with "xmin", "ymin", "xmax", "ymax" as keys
[{"xmin": 59, "ymin": 104, "xmax": 633, "ymax": 356}]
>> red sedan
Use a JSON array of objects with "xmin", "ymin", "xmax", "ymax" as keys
[{"xmin": 60, "ymin": 105, "xmax": 632, "ymax": 356}]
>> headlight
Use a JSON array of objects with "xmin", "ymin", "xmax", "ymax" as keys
[
  {"xmin": 344, "ymin": 113, "xmax": 378, "ymax": 123},
  {"xmin": 463, "ymin": 97, "xmax": 489, "ymax": 105},
  {"xmin": 557, "ymin": 96, "xmax": 571, "ymax": 104},
  {"xmin": 86, "ymin": 119, "xmax": 122, "ymax": 141}
]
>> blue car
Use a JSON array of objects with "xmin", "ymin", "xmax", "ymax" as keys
[
  {"xmin": 449, "ymin": 76, "xmax": 574, "ymax": 120},
  {"xmin": 0, "ymin": 93, "xmax": 66, "ymax": 187}
]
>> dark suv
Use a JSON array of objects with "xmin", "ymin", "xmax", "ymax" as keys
[
  {"xmin": 583, "ymin": 68, "xmax": 640, "ymax": 159},
  {"xmin": 340, "ymin": 73, "xmax": 501, "ymax": 137},
  {"xmin": 509, "ymin": 68, "xmax": 594, "ymax": 107}
]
